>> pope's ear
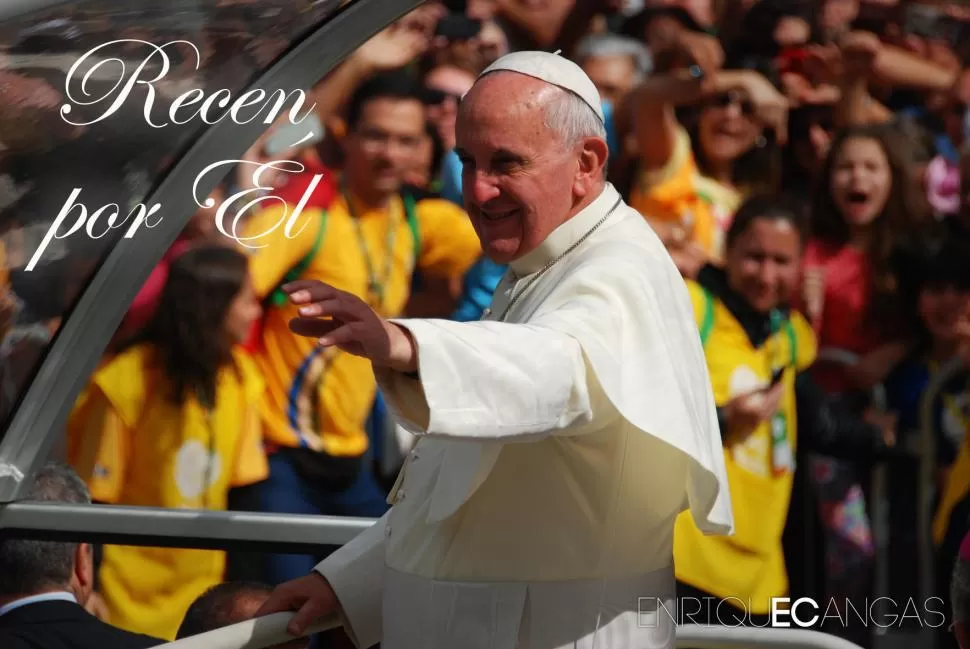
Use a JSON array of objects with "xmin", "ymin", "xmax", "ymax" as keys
[{"xmin": 577, "ymin": 136, "xmax": 609, "ymax": 180}]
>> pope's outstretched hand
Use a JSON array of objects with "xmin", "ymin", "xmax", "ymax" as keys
[
  {"xmin": 285, "ymin": 280, "xmax": 417, "ymax": 373},
  {"xmin": 254, "ymin": 572, "xmax": 338, "ymax": 637}
]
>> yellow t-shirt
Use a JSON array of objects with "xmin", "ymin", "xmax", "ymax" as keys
[
  {"xmin": 67, "ymin": 344, "xmax": 268, "ymax": 640},
  {"xmin": 934, "ymin": 423, "xmax": 970, "ymax": 545},
  {"xmin": 628, "ymin": 126, "xmax": 741, "ymax": 261},
  {"xmin": 243, "ymin": 192, "xmax": 481, "ymax": 455},
  {"xmin": 673, "ymin": 280, "xmax": 816, "ymax": 613}
]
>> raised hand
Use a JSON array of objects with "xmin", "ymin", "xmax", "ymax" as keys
[
  {"xmin": 673, "ymin": 31, "xmax": 725, "ymax": 77},
  {"xmin": 285, "ymin": 280, "xmax": 417, "ymax": 372},
  {"xmin": 839, "ymin": 30, "xmax": 881, "ymax": 79},
  {"xmin": 737, "ymin": 70, "xmax": 790, "ymax": 145},
  {"xmin": 724, "ymin": 382, "xmax": 784, "ymax": 443},
  {"xmin": 354, "ymin": 24, "xmax": 432, "ymax": 73}
]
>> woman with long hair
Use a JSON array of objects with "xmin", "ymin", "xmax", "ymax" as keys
[{"xmin": 68, "ymin": 244, "xmax": 266, "ymax": 641}]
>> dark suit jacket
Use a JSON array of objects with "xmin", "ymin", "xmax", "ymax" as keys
[{"xmin": 0, "ymin": 600, "xmax": 163, "ymax": 649}]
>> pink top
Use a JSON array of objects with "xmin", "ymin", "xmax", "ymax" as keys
[
  {"xmin": 802, "ymin": 239, "xmax": 882, "ymax": 393},
  {"xmin": 118, "ymin": 237, "xmax": 194, "ymax": 338},
  {"xmin": 961, "ymin": 528, "xmax": 970, "ymax": 563}
]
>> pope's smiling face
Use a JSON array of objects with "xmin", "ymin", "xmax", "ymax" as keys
[{"xmin": 455, "ymin": 72, "xmax": 604, "ymax": 264}]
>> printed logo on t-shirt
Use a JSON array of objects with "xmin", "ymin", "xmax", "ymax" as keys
[{"xmin": 173, "ymin": 440, "xmax": 221, "ymax": 501}]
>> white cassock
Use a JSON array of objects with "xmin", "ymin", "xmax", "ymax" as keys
[{"xmin": 315, "ymin": 183, "xmax": 733, "ymax": 649}]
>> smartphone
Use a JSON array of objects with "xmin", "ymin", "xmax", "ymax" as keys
[
  {"xmin": 775, "ymin": 47, "xmax": 810, "ymax": 76},
  {"xmin": 903, "ymin": 4, "xmax": 944, "ymax": 39},
  {"xmin": 769, "ymin": 367, "xmax": 785, "ymax": 387}
]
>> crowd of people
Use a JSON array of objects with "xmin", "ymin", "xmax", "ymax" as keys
[{"xmin": 4, "ymin": 0, "xmax": 970, "ymax": 647}]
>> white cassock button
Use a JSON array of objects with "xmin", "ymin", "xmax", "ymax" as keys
[
  {"xmin": 396, "ymin": 489, "xmax": 406, "ymax": 502},
  {"xmin": 385, "ymin": 525, "xmax": 392, "ymax": 537}
]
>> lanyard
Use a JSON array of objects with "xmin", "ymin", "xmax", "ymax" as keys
[
  {"xmin": 766, "ymin": 310, "xmax": 797, "ymax": 476},
  {"xmin": 343, "ymin": 189, "xmax": 398, "ymax": 309}
]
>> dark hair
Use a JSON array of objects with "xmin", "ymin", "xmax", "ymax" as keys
[
  {"xmin": 122, "ymin": 244, "xmax": 248, "ymax": 408},
  {"xmin": 811, "ymin": 124, "xmax": 929, "ymax": 330},
  {"xmin": 729, "ymin": 0, "xmax": 820, "ymax": 60},
  {"xmin": 345, "ymin": 70, "xmax": 427, "ymax": 132},
  {"xmin": 725, "ymin": 194, "xmax": 809, "ymax": 250},
  {"xmin": 425, "ymin": 119, "xmax": 446, "ymax": 182},
  {"xmin": 915, "ymin": 238, "xmax": 970, "ymax": 293},
  {"xmin": 177, "ymin": 581, "xmax": 274, "ymax": 639},
  {"xmin": 0, "ymin": 463, "xmax": 91, "ymax": 596}
]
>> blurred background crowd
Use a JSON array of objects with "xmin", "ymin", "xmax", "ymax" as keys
[{"xmin": 3, "ymin": 0, "xmax": 970, "ymax": 648}]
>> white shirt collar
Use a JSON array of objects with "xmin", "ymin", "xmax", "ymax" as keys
[
  {"xmin": 509, "ymin": 183, "xmax": 621, "ymax": 277},
  {"xmin": 0, "ymin": 591, "xmax": 77, "ymax": 618}
]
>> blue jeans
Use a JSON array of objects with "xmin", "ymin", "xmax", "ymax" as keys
[{"xmin": 230, "ymin": 450, "xmax": 389, "ymax": 585}]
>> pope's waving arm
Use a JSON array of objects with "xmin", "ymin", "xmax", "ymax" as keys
[{"xmin": 283, "ymin": 264, "xmax": 614, "ymax": 444}]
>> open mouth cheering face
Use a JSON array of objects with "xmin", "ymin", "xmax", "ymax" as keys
[{"xmin": 830, "ymin": 135, "xmax": 892, "ymax": 228}]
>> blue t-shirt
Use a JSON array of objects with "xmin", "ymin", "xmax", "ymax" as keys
[{"xmin": 452, "ymin": 256, "xmax": 507, "ymax": 322}]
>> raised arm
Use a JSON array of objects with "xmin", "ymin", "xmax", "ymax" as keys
[{"xmin": 374, "ymin": 317, "xmax": 595, "ymax": 442}]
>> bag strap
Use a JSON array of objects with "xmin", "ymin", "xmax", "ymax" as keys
[
  {"xmin": 699, "ymin": 287, "xmax": 715, "ymax": 347},
  {"xmin": 269, "ymin": 209, "xmax": 328, "ymax": 308},
  {"xmin": 268, "ymin": 195, "xmax": 421, "ymax": 308},
  {"xmin": 784, "ymin": 319, "xmax": 798, "ymax": 369},
  {"xmin": 403, "ymin": 192, "xmax": 421, "ymax": 261}
]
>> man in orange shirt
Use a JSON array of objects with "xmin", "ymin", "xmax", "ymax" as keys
[{"xmin": 237, "ymin": 71, "xmax": 481, "ymax": 585}]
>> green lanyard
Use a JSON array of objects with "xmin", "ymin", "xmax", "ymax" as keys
[
  {"xmin": 699, "ymin": 289, "xmax": 798, "ymax": 475},
  {"xmin": 343, "ymin": 189, "xmax": 398, "ymax": 309},
  {"xmin": 767, "ymin": 309, "xmax": 797, "ymax": 476}
]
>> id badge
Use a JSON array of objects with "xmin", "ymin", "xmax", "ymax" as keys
[{"xmin": 770, "ymin": 413, "xmax": 795, "ymax": 476}]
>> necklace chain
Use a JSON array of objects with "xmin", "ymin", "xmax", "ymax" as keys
[
  {"xmin": 494, "ymin": 197, "xmax": 623, "ymax": 322},
  {"xmin": 344, "ymin": 187, "xmax": 398, "ymax": 309}
]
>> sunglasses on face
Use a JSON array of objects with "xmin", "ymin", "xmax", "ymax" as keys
[
  {"xmin": 710, "ymin": 91, "xmax": 755, "ymax": 117},
  {"xmin": 423, "ymin": 87, "xmax": 463, "ymax": 105}
]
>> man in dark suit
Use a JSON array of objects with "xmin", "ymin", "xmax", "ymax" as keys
[{"xmin": 0, "ymin": 462, "xmax": 162, "ymax": 649}]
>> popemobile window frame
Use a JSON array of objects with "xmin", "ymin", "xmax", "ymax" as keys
[{"xmin": 0, "ymin": 0, "xmax": 424, "ymax": 551}]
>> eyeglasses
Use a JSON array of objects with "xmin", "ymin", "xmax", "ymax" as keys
[
  {"xmin": 710, "ymin": 91, "xmax": 755, "ymax": 117},
  {"xmin": 423, "ymin": 87, "xmax": 463, "ymax": 106}
]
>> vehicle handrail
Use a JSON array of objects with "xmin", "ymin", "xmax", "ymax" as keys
[
  {"xmin": 156, "ymin": 618, "xmax": 866, "ymax": 649},
  {"xmin": 156, "ymin": 612, "xmax": 339, "ymax": 649},
  {"xmin": 0, "ymin": 501, "xmax": 376, "ymax": 549}
]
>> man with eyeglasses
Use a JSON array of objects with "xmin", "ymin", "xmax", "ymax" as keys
[{"xmin": 238, "ymin": 70, "xmax": 482, "ymax": 587}]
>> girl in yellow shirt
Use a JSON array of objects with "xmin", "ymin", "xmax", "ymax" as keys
[
  {"xmin": 68, "ymin": 244, "xmax": 267, "ymax": 640},
  {"xmin": 674, "ymin": 195, "xmax": 894, "ymax": 624}
]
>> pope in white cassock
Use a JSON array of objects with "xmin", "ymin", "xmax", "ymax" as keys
[{"xmin": 257, "ymin": 51, "xmax": 734, "ymax": 649}]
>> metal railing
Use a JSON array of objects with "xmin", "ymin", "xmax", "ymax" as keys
[
  {"xmin": 812, "ymin": 348, "xmax": 892, "ymax": 644},
  {"xmin": 0, "ymin": 501, "xmax": 375, "ymax": 550},
  {"xmin": 917, "ymin": 355, "xmax": 968, "ymax": 649},
  {"xmin": 815, "ymin": 349, "xmax": 968, "ymax": 649},
  {"xmin": 155, "ymin": 615, "xmax": 867, "ymax": 649}
]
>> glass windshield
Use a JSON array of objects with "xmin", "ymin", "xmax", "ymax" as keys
[{"xmin": 0, "ymin": 0, "xmax": 345, "ymax": 429}]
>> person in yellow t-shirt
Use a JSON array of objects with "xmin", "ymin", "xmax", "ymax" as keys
[
  {"xmin": 68, "ymin": 245, "xmax": 267, "ymax": 641},
  {"xmin": 236, "ymin": 71, "xmax": 481, "ymax": 585},
  {"xmin": 628, "ymin": 32, "xmax": 785, "ymax": 277},
  {"xmin": 673, "ymin": 196, "xmax": 894, "ymax": 624}
]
